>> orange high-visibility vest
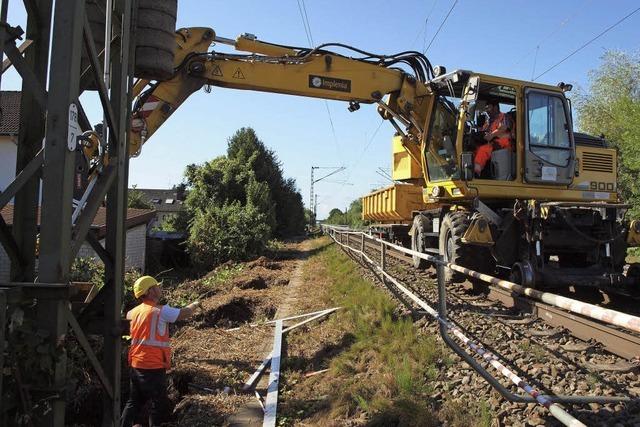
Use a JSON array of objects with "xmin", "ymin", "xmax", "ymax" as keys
[
  {"xmin": 484, "ymin": 112, "xmax": 512, "ymax": 149},
  {"xmin": 127, "ymin": 302, "xmax": 171, "ymax": 369},
  {"xmin": 475, "ymin": 112, "xmax": 512, "ymax": 169}
]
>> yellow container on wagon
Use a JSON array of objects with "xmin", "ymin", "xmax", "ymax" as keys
[
  {"xmin": 361, "ymin": 183, "xmax": 425, "ymax": 223},
  {"xmin": 392, "ymin": 135, "xmax": 422, "ymax": 181}
]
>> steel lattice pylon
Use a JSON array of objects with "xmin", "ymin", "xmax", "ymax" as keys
[{"xmin": 0, "ymin": 0, "xmax": 137, "ymax": 425}]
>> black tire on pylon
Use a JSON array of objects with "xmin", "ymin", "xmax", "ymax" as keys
[
  {"xmin": 439, "ymin": 211, "xmax": 493, "ymax": 285},
  {"xmin": 135, "ymin": 0, "xmax": 178, "ymax": 81}
]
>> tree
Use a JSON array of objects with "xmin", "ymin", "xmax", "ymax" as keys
[
  {"xmin": 128, "ymin": 185, "xmax": 152, "ymax": 209},
  {"xmin": 325, "ymin": 208, "xmax": 345, "ymax": 225},
  {"xmin": 324, "ymin": 200, "xmax": 367, "ymax": 228},
  {"xmin": 227, "ymin": 128, "xmax": 305, "ymax": 237},
  {"xmin": 188, "ymin": 201, "xmax": 271, "ymax": 269},
  {"xmin": 574, "ymin": 50, "xmax": 640, "ymax": 215},
  {"xmin": 176, "ymin": 127, "xmax": 306, "ymax": 269}
]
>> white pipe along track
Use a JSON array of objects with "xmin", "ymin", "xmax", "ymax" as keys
[
  {"xmin": 328, "ymin": 231, "xmax": 586, "ymax": 427},
  {"xmin": 335, "ymin": 228, "xmax": 640, "ymax": 335}
]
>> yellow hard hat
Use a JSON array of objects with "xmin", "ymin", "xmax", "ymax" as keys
[{"xmin": 133, "ymin": 276, "xmax": 159, "ymax": 298}]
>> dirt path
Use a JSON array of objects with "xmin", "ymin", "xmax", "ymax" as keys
[
  {"xmin": 168, "ymin": 239, "xmax": 315, "ymax": 426},
  {"xmin": 227, "ymin": 239, "xmax": 313, "ymax": 427}
]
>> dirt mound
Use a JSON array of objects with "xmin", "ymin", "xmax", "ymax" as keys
[
  {"xmin": 232, "ymin": 275, "xmax": 267, "ymax": 290},
  {"xmin": 248, "ymin": 256, "xmax": 281, "ymax": 270},
  {"xmin": 164, "ymin": 240, "xmax": 311, "ymax": 425},
  {"xmin": 206, "ymin": 297, "xmax": 255, "ymax": 327},
  {"xmin": 195, "ymin": 295, "xmax": 277, "ymax": 329}
]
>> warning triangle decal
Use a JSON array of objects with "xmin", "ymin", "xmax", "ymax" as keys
[{"xmin": 232, "ymin": 67, "xmax": 245, "ymax": 79}]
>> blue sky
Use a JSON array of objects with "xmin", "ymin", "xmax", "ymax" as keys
[{"xmin": 3, "ymin": 1, "xmax": 639, "ymax": 217}]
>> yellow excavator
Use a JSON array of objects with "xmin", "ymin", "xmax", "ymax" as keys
[{"xmin": 84, "ymin": 26, "xmax": 639, "ymax": 294}]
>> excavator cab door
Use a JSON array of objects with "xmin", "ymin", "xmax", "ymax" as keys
[{"xmin": 523, "ymin": 88, "xmax": 575, "ymax": 185}]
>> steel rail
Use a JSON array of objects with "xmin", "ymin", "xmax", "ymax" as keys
[
  {"xmin": 357, "ymin": 235, "xmax": 640, "ymax": 360},
  {"xmin": 338, "ymin": 228, "xmax": 640, "ymax": 336},
  {"xmin": 329, "ymin": 230, "xmax": 591, "ymax": 427}
]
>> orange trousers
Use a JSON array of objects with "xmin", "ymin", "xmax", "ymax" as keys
[{"xmin": 474, "ymin": 138, "xmax": 511, "ymax": 171}]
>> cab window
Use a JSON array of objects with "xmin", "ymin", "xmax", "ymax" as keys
[
  {"xmin": 523, "ymin": 89, "xmax": 574, "ymax": 185},
  {"xmin": 527, "ymin": 92, "xmax": 571, "ymax": 165}
]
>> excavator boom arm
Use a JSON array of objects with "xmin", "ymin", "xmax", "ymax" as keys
[{"xmin": 129, "ymin": 27, "xmax": 434, "ymax": 157}]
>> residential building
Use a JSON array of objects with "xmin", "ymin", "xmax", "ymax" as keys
[
  {"xmin": 0, "ymin": 91, "xmax": 21, "ymax": 193},
  {"xmin": 132, "ymin": 188, "xmax": 185, "ymax": 229},
  {"xmin": 0, "ymin": 205, "xmax": 155, "ymax": 281}
]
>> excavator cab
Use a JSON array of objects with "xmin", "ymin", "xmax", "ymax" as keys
[{"xmin": 420, "ymin": 71, "xmax": 599, "ymax": 205}]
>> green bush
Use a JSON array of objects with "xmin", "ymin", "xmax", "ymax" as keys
[
  {"xmin": 187, "ymin": 201, "xmax": 271, "ymax": 270},
  {"xmin": 574, "ymin": 50, "xmax": 640, "ymax": 216},
  {"xmin": 70, "ymin": 257, "xmax": 105, "ymax": 288},
  {"xmin": 172, "ymin": 127, "xmax": 306, "ymax": 269},
  {"xmin": 324, "ymin": 199, "xmax": 366, "ymax": 228},
  {"xmin": 128, "ymin": 185, "xmax": 153, "ymax": 209}
]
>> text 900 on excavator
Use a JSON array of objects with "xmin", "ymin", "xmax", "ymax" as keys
[{"xmin": 78, "ymin": 26, "xmax": 639, "ymax": 296}]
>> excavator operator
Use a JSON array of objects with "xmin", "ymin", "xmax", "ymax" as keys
[{"xmin": 473, "ymin": 99, "xmax": 513, "ymax": 176}]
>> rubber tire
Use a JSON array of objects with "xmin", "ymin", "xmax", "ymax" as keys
[
  {"xmin": 411, "ymin": 214, "xmax": 430, "ymax": 270},
  {"xmin": 135, "ymin": 0, "xmax": 178, "ymax": 81},
  {"xmin": 439, "ymin": 211, "xmax": 493, "ymax": 285}
]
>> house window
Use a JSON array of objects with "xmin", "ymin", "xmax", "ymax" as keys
[{"xmin": 165, "ymin": 198, "xmax": 174, "ymax": 204}]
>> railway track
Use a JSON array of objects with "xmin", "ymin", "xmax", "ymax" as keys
[
  {"xmin": 356, "ymin": 234, "xmax": 640, "ymax": 361},
  {"xmin": 328, "ymin": 228, "xmax": 640, "ymax": 426}
]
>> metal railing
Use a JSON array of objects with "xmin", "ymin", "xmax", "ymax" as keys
[{"xmin": 322, "ymin": 225, "xmax": 637, "ymax": 427}]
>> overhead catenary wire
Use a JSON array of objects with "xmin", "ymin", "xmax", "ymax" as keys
[
  {"xmin": 336, "ymin": 118, "xmax": 385, "ymax": 195},
  {"xmin": 296, "ymin": 0, "xmax": 314, "ymax": 46},
  {"xmin": 511, "ymin": 2, "xmax": 591, "ymax": 69},
  {"xmin": 534, "ymin": 5, "xmax": 640, "ymax": 81},
  {"xmin": 409, "ymin": 0, "xmax": 439, "ymax": 50},
  {"xmin": 424, "ymin": 0, "xmax": 458, "ymax": 54},
  {"xmin": 296, "ymin": 0, "xmax": 341, "ymax": 156}
]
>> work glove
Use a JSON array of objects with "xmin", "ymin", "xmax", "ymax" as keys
[{"xmin": 191, "ymin": 300, "xmax": 202, "ymax": 310}]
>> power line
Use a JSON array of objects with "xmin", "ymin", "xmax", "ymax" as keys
[
  {"xmin": 336, "ymin": 119, "xmax": 385, "ymax": 196},
  {"xmin": 323, "ymin": 102, "xmax": 339, "ymax": 151},
  {"xmin": 511, "ymin": 3, "xmax": 590, "ymax": 68},
  {"xmin": 534, "ymin": 6, "xmax": 640, "ymax": 81},
  {"xmin": 296, "ymin": 0, "xmax": 313, "ymax": 46},
  {"xmin": 409, "ymin": 0, "xmax": 439, "ymax": 50},
  {"xmin": 531, "ymin": 46, "xmax": 539, "ymax": 81},
  {"xmin": 424, "ymin": 0, "xmax": 458, "ymax": 54},
  {"xmin": 295, "ymin": 0, "xmax": 341, "ymax": 155},
  {"xmin": 300, "ymin": 0, "xmax": 315, "ymax": 46}
]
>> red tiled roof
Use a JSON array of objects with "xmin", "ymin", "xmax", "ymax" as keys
[
  {"xmin": 0, "ymin": 91, "xmax": 21, "ymax": 136},
  {"xmin": 0, "ymin": 205, "xmax": 155, "ymax": 238}
]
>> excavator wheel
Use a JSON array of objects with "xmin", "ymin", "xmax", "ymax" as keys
[
  {"xmin": 439, "ymin": 211, "xmax": 493, "ymax": 285},
  {"xmin": 411, "ymin": 214, "xmax": 431, "ymax": 270}
]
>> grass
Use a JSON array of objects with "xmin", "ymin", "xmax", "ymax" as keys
[
  {"xmin": 278, "ymin": 238, "xmax": 495, "ymax": 426},
  {"xmin": 439, "ymin": 398, "xmax": 493, "ymax": 427},
  {"xmin": 285, "ymin": 241, "xmax": 446, "ymax": 426},
  {"xmin": 517, "ymin": 338, "xmax": 547, "ymax": 360}
]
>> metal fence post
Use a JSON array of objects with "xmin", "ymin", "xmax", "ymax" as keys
[
  {"xmin": 360, "ymin": 234, "xmax": 364, "ymax": 261},
  {"xmin": 380, "ymin": 241, "xmax": 386, "ymax": 272}
]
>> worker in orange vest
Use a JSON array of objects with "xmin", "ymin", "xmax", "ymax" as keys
[
  {"xmin": 474, "ymin": 99, "xmax": 513, "ymax": 176},
  {"xmin": 121, "ymin": 276, "xmax": 201, "ymax": 427}
]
